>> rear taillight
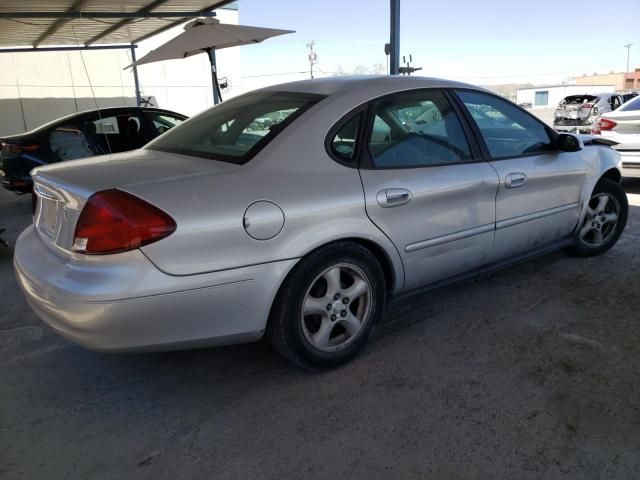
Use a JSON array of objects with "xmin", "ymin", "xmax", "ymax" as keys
[
  {"xmin": 1, "ymin": 142, "xmax": 39, "ymax": 158},
  {"xmin": 73, "ymin": 189, "xmax": 176, "ymax": 255},
  {"xmin": 580, "ymin": 103, "xmax": 593, "ymax": 110},
  {"xmin": 598, "ymin": 118, "xmax": 617, "ymax": 132}
]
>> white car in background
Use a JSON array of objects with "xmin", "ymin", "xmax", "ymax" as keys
[{"xmin": 594, "ymin": 95, "xmax": 640, "ymax": 178}]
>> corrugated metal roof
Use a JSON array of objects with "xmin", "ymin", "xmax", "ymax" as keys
[{"xmin": 0, "ymin": 1, "xmax": 235, "ymax": 48}]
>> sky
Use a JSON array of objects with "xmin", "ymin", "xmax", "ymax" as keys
[{"xmin": 236, "ymin": 0, "xmax": 640, "ymax": 86}]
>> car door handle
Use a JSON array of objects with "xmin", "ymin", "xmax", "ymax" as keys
[
  {"xmin": 505, "ymin": 172, "xmax": 527, "ymax": 189},
  {"xmin": 376, "ymin": 188, "xmax": 412, "ymax": 207}
]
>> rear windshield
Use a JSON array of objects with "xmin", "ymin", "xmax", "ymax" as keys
[
  {"xmin": 146, "ymin": 91, "xmax": 324, "ymax": 164},
  {"xmin": 560, "ymin": 95, "xmax": 598, "ymax": 106},
  {"xmin": 619, "ymin": 95, "xmax": 640, "ymax": 112}
]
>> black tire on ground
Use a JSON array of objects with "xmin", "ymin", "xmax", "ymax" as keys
[
  {"xmin": 267, "ymin": 241, "xmax": 386, "ymax": 370},
  {"xmin": 563, "ymin": 178, "xmax": 628, "ymax": 257}
]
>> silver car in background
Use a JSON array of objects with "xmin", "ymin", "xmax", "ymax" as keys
[
  {"xmin": 593, "ymin": 94, "xmax": 640, "ymax": 177},
  {"xmin": 14, "ymin": 76, "xmax": 628, "ymax": 369}
]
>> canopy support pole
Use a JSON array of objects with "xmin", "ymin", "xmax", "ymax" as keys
[
  {"xmin": 207, "ymin": 48, "xmax": 222, "ymax": 105},
  {"xmin": 389, "ymin": 0, "xmax": 400, "ymax": 75},
  {"xmin": 130, "ymin": 43, "xmax": 142, "ymax": 107}
]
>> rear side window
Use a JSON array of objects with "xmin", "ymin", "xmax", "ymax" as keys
[
  {"xmin": 366, "ymin": 90, "xmax": 472, "ymax": 168},
  {"xmin": 456, "ymin": 90, "xmax": 553, "ymax": 159},
  {"xmin": 330, "ymin": 114, "xmax": 362, "ymax": 163},
  {"xmin": 147, "ymin": 92, "xmax": 324, "ymax": 164},
  {"xmin": 620, "ymin": 95, "xmax": 640, "ymax": 112}
]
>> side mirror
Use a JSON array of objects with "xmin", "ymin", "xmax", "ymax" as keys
[{"xmin": 556, "ymin": 133, "xmax": 583, "ymax": 152}]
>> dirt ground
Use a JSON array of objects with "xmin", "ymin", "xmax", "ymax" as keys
[{"xmin": 1, "ymin": 182, "xmax": 639, "ymax": 480}]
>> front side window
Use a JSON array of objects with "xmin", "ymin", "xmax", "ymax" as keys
[
  {"xmin": 93, "ymin": 113, "xmax": 145, "ymax": 152},
  {"xmin": 367, "ymin": 90, "xmax": 472, "ymax": 168},
  {"xmin": 456, "ymin": 90, "xmax": 553, "ymax": 158},
  {"xmin": 147, "ymin": 92, "xmax": 323, "ymax": 164}
]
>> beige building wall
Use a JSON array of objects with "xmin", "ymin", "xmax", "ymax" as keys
[
  {"xmin": 0, "ymin": 7, "xmax": 240, "ymax": 137},
  {"xmin": 574, "ymin": 71, "xmax": 640, "ymax": 91}
]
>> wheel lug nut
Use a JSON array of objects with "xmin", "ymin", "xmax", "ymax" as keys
[
  {"xmin": 340, "ymin": 310, "xmax": 347, "ymax": 317},
  {"xmin": 342, "ymin": 297, "xmax": 349, "ymax": 304},
  {"xmin": 334, "ymin": 293, "xmax": 341, "ymax": 300},
  {"xmin": 330, "ymin": 314, "xmax": 337, "ymax": 321},
  {"xmin": 326, "ymin": 304, "xmax": 332, "ymax": 311}
]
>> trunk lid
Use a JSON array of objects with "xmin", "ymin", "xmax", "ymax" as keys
[
  {"xmin": 555, "ymin": 95, "xmax": 599, "ymax": 120},
  {"xmin": 32, "ymin": 148, "xmax": 239, "ymax": 252}
]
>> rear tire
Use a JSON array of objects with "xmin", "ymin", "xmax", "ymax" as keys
[
  {"xmin": 564, "ymin": 178, "xmax": 628, "ymax": 257},
  {"xmin": 267, "ymin": 241, "xmax": 386, "ymax": 370}
]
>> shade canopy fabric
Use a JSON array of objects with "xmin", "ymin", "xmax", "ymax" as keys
[{"xmin": 129, "ymin": 17, "xmax": 294, "ymax": 68}]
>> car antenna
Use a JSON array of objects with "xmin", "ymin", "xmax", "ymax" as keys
[{"xmin": 71, "ymin": 25, "xmax": 113, "ymax": 159}]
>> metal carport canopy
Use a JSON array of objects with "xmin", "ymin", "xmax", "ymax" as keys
[
  {"xmin": 0, "ymin": 1, "xmax": 236, "ymax": 47},
  {"xmin": 0, "ymin": 1, "xmax": 237, "ymax": 106}
]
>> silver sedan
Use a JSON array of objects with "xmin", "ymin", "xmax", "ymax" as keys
[{"xmin": 14, "ymin": 76, "xmax": 628, "ymax": 369}]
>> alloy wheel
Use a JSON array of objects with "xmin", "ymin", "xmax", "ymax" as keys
[
  {"xmin": 300, "ymin": 263, "xmax": 372, "ymax": 352},
  {"xmin": 579, "ymin": 192, "xmax": 620, "ymax": 246}
]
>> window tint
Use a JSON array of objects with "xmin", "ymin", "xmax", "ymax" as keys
[
  {"xmin": 145, "ymin": 112, "xmax": 184, "ymax": 137},
  {"xmin": 330, "ymin": 114, "xmax": 361, "ymax": 162},
  {"xmin": 148, "ymin": 92, "xmax": 323, "ymax": 164},
  {"xmin": 92, "ymin": 114, "xmax": 145, "ymax": 152},
  {"xmin": 367, "ymin": 90, "xmax": 472, "ymax": 168},
  {"xmin": 457, "ymin": 90, "xmax": 552, "ymax": 158}
]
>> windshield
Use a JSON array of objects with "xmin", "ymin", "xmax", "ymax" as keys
[
  {"xmin": 147, "ymin": 91, "xmax": 324, "ymax": 164},
  {"xmin": 619, "ymin": 95, "xmax": 640, "ymax": 112}
]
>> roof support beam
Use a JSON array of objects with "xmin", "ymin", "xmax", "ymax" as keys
[
  {"xmin": 0, "ymin": 45, "xmax": 137, "ymax": 53},
  {"xmin": 33, "ymin": 0, "xmax": 90, "ymax": 47},
  {"xmin": 85, "ymin": 0, "xmax": 170, "ymax": 46},
  {"xmin": 133, "ymin": 0, "xmax": 235, "ymax": 43},
  {"xmin": 0, "ymin": 11, "xmax": 218, "ymax": 19}
]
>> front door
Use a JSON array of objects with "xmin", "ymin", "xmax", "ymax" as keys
[
  {"xmin": 455, "ymin": 90, "xmax": 587, "ymax": 260},
  {"xmin": 357, "ymin": 89, "xmax": 500, "ymax": 290}
]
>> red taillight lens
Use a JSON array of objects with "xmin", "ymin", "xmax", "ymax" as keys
[
  {"xmin": 73, "ymin": 189, "xmax": 176, "ymax": 255},
  {"xmin": 580, "ymin": 103, "xmax": 593, "ymax": 110},
  {"xmin": 1, "ymin": 142, "xmax": 39, "ymax": 158},
  {"xmin": 598, "ymin": 118, "xmax": 617, "ymax": 131}
]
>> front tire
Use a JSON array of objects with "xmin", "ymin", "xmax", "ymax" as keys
[
  {"xmin": 267, "ymin": 241, "xmax": 386, "ymax": 370},
  {"xmin": 564, "ymin": 178, "xmax": 628, "ymax": 257}
]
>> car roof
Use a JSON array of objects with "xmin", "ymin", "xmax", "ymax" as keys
[{"xmin": 261, "ymin": 75, "xmax": 482, "ymax": 96}]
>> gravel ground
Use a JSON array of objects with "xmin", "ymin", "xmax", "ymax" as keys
[{"xmin": 1, "ymin": 182, "xmax": 639, "ymax": 480}]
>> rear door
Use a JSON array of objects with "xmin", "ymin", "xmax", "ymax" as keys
[
  {"xmin": 356, "ymin": 89, "xmax": 499, "ymax": 290},
  {"xmin": 454, "ymin": 89, "xmax": 587, "ymax": 260}
]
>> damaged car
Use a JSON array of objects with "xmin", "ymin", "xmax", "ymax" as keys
[{"xmin": 553, "ymin": 93, "xmax": 624, "ymax": 134}]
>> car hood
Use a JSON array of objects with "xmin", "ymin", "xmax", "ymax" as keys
[{"xmin": 33, "ymin": 148, "xmax": 238, "ymax": 197}]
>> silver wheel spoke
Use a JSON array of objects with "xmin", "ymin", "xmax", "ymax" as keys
[
  {"xmin": 603, "ymin": 212, "xmax": 618, "ymax": 224},
  {"xmin": 592, "ymin": 229, "xmax": 603, "ymax": 243},
  {"xmin": 580, "ymin": 220, "xmax": 594, "ymax": 239},
  {"xmin": 303, "ymin": 296, "xmax": 328, "ymax": 316},
  {"xmin": 586, "ymin": 206, "xmax": 596, "ymax": 217},
  {"xmin": 595, "ymin": 195, "xmax": 609, "ymax": 213},
  {"xmin": 311, "ymin": 317, "xmax": 333, "ymax": 347},
  {"xmin": 323, "ymin": 267, "xmax": 341, "ymax": 296},
  {"xmin": 342, "ymin": 278, "xmax": 368, "ymax": 300},
  {"xmin": 340, "ymin": 313, "xmax": 362, "ymax": 336}
]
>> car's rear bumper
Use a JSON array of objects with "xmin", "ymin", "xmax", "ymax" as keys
[
  {"xmin": 14, "ymin": 226, "xmax": 297, "ymax": 352},
  {"xmin": 553, "ymin": 123, "xmax": 593, "ymax": 134}
]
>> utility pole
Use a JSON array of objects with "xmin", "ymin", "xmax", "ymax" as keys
[
  {"xmin": 624, "ymin": 43, "xmax": 633, "ymax": 73},
  {"xmin": 306, "ymin": 41, "xmax": 317, "ymax": 79}
]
